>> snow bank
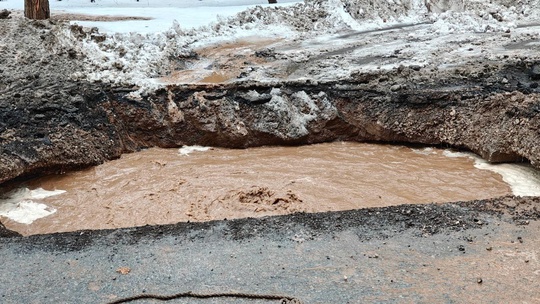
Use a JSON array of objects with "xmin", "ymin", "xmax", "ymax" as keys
[{"xmin": 11, "ymin": 0, "xmax": 537, "ymax": 89}]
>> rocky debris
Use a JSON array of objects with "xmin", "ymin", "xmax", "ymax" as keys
[{"xmin": 456, "ymin": 196, "xmax": 540, "ymax": 224}]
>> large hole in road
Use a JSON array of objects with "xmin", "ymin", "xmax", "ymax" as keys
[
  {"xmin": 2, "ymin": 141, "xmax": 539, "ymax": 236},
  {"xmin": 2, "ymin": 14, "xmax": 540, "ymax": 237}
]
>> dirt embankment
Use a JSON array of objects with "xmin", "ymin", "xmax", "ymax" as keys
[
  {"xmin": 0, "ymin": 19, "xmax": 123, "ymax": 185},
  {"xmin": 111, "ymin": 64, "xmax": 540, "ymax": 163},
  {"xmin": 1, "ymin": 17, "xmax": 540, "ymax": 185}
]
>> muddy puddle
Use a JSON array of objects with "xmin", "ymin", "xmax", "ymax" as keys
[
  {"xmin": 1, "ymin": 142, "xmax": 529, "ymax": 236},
  {"xmin": 160, "ymin": 38, "xmax": 281, "ymax": 84}
]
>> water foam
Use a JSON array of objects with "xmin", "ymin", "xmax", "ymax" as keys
[
  {"xmin": 443, "ymin": 150, "xmax": 540, "ymax": 196},
  {"xmin": 411, "ymin": 147, "xmax": 437, "ymax": 155},
  {"xmin": 0, "ymin": 188, "xmax": 65, "ymax": 224},
  {"xmin": 179, "ymin": 145, "xmax": 212, "ymax": 156}
]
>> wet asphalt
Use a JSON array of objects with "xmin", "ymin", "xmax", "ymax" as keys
[{"xmin": 1, "ymin": 201, "xmax": 539, "ymax": 303}]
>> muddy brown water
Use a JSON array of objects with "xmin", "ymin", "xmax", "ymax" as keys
[{"xmin": 2, "ymin": 142, "xmax": 511, "ymax": 236}]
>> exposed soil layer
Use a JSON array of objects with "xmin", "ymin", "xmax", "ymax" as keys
[
  {"xmin": 0, "ymin": 18, "xmax": 123, "ymax": 185},
  {"xmin": 2, "ymin": 17, "xmax": 540, "ymax": 187}
]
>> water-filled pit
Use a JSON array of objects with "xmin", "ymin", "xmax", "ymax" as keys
[{"xmin": 1, "ymin": 142, "xmax": 540, "ymax": 236}]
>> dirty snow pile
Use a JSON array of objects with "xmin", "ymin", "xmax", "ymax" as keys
[
  {"xmin": 15, "ymin": 0, "xmax": 539, "ymax": 89},
  {"xmin": 253, "ymin": 89, "xmax": 337, "ymax": 139}
]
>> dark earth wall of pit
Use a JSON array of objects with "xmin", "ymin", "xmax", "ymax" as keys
[{"xmin": 1, "ymin": 18, "xmax": 540, "ymax": 185}]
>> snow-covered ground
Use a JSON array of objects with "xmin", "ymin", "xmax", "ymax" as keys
[
  {"xmin": 3, "ymin": 0, "xmax": 540, "ymax": 89},
  {"xmin": 4, "ymin": 0, "xmax": 540, "ymax": 91},
  {"xmin": 1, "ymin": 0, "xmax": 302, "ymax": 33}
]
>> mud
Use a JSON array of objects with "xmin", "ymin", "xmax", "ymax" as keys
[
  {"xmin": 1, "ymin": 143, "xmax": 514, "ymax": 235},
  {"xmin": 160, "ymin": 39, "xmax": 281, "ymax": 84}
]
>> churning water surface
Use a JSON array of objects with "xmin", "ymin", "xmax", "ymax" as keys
[{"xmin": 2, "ymin": 142, "xmax": 539, "ymax": 236}]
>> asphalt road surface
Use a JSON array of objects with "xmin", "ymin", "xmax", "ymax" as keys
[{"xmin": 1, "ymin": 198, "xmax": 539, "ymax": 303}]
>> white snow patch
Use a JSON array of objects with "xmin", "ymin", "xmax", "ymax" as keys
[
  {"xmin": 260, "ymin": 92, "xmax": 315, "ymax": 138},
  {"xmin": 0, "ymin": 188, "xmax": 64, "ymax": 224},
  {"xmin": 253, "ymin": 90, "xmax": 337, "ymax": 139},
  {"xmin": 179, "ymin": 145, "xmax": 212, "ymax": 156},
  {"xmin": 442, "ymin": 150, "xmax": 540, "ymax": 196}
]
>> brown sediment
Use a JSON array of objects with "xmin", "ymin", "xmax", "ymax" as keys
[
  {"xmin": 160, "ymin": 38, "xmax": 281, "ymax": 84},
  {"xmin": 199, "ymin": 72, "xmax": 233, "ymax": 84},
  {"xmin": 1, "ymin": 143, "xmax": 512, "ymax": 236}
]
